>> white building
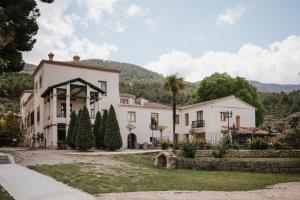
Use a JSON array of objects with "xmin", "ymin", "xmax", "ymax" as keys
[{"xmin": 20, "ymin": 54, "xmax": 256, "ymax": 149}]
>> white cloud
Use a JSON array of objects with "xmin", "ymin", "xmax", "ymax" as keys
[
  {"xmin": 22, "ymin": 0, "xmax": 118, "ymax": 64},
  {"xmin": 144, "ymin": 35, "xmax": 300, "ymax": 84},
  {"xmin": 145, "ymin": 18, "xmax": 155, "ymax": 30},
  {"xmin": 84, "ymin": 0, "xmax": 119, "ymax": 24},
  {"xmin": 217, "ymin": 5, "xmax": 246, "ymax": 25},
  {"xmin": 126, "ymin": 4, "xmax": 143, "ymax": 17},
  {"xmin": 111, "ymin": 22, "xmax": 127, "ymax": 33}
]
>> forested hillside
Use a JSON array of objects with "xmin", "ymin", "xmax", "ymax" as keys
[{"xmin": 1, "ymin": 59, "xmax": 299, "ymax": 126}]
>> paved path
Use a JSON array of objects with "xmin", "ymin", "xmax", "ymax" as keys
[
  {"xmin": 0, "ymin": 164, "xmax": 95, "ymax": 200},
  {"xmin": 66, "ymin": 149, "xmax": 161, "ymax": 156},
  {"xmin": 96, "ymin": 182, "xmax": 300, "ymax": 200}
]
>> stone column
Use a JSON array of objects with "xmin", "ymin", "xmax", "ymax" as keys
[
  {"xmin": 52, "ymin": 88, "xmax": 57, "ymax": 123},
  {"xmin": 86, "ymin": 85, "xmax": 91, "ymax": 115},
  {"xmin": 66, "ymin": 83, "xmax": 71, "ymax": 133}
]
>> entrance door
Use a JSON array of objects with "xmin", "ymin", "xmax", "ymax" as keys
[
  {"xmin": 127, "ymin": 133, "xmax": 137, "ymax": 149},
  {"xmin": 57, "ymin": 124, "xmax": 66, "ymax": 149}
]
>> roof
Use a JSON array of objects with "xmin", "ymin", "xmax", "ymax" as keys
[
  {"xmin": 179, "ymin": 95, "xmax": 256, "ymax": 110},
  {"xmin": 120, "ymin": 93, "xmax": 136, "ymax": 99},
  {"xmin": 33, "ymin": 60, "xmax": 121, "ymax": 76},
  {"xmin": 41, "ymin": 77, "xmax": 105, "ymax": 98},
  {"xmin": 19, "ymin": 90, "xmax": 34, "ymax": 100},
  {"xmin": 119, "ymin": 101, "xmax": 171, "ymax": 110},
  {"xmin": 23, "ymin": 93, "xmax": 34, "ymax": 107}
]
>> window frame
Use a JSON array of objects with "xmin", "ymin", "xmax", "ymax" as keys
[
  {"xmin": 220, "ymin": 112, "xmax": 226, "ymax": 121},
  {"xmin": 151, "ymin": 112, "xmax": 159, "ymax": 129},
  {"xmin": 127, "ymin": 111, "xmax": 136, "ymax": 122},
  {"xmin": 175, "ymin": 114, "xmax": 179, "ymax": 124},
  {"xmin": 98, "ymin": 80, "xmax": 107, "ymax": 96},
  {"xmin": 185, "ymin": 113, "xmax": 189, "ymax": 126}
]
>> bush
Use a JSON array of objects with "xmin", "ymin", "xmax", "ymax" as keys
[
  {"xmin": 161, "ymin": 141, "xmax": 170, "ymax": 150},
  {"xmin": 72, "ymin": 109, "xmax": 81, "ymax": 147},
  {"xmin": 194, "ymin": 140, "xmax": 211, "ymax": 150},
  {"xmin": 181, "ymin": 141, "xmax": 198, "ymax": 158},
  {"xmin": 250, "ymin": 137, "xmax": 268, "ymax": 150},
  {"xmin": 66, "ymin": 111, "xmax": 77, "ymax": 148},
  {"xmin": 212, "ymin": 135, "xmax": 231, "ymax": 158},
  {"xmin": 272, "ymin": 140, "xmax": 286, "ymax": 150},
  {"xmin": 93, "ymin": 111, "xmax": 102, "ymax": 149},
  {"xmin": 98, "ymin": 109, "xmax": 108, "ymax": 149},
  {"xmin": 104, "ymin": 105, "xmax": 123, "ymax": 150},
  {"xmin": 281, "ymin": 129, "xmax": 300, "ymax": 149},
  {"xmin": 75, "ymin": 106, "xmax": 95, "ymax": 151}
]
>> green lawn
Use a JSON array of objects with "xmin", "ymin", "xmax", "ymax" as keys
[
  {"xmin": 190, "ymin": 157, "xmax": 300, "ymax": 162},
  {"xmin": 30, "ymin": 155, "xmax": 300, "ymax": 194},
  {"xmin": 0, "ymin": 185, "xmax": 13, "ymax": 200}
]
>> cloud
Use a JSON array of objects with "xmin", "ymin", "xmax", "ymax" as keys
[
  {"xmin": 22, "ymin": 0, "xmax": 118, "ymax": 64},
  {"xmin": 145, "ymin": 18, "xmax": 155, "ymax": 30},
  {"xmin": 126, "ymin": 4, "xmax": 143, "ymax": 17},
  {"xmin": 84, "ymin": 0, "xmax": 119, "ymax": 24},
  {"xmin": 144, "ymin": 35, "xmax": 300, "ymax": 84},
  {"xmin": 217, "ymin": 5, "xmax": 246, "ymax": 25}
]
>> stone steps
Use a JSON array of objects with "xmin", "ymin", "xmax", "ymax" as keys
[{"xmin": 0, "ymin": 153, "xmax": 14, "ymax": 164}]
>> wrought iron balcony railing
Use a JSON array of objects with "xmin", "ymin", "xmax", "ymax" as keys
[{"xmin": 191, "ymin": 120, "xmax": 205, "ymax": 128}]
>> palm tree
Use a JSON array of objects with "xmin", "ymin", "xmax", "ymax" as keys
[
  {"xmin": 158, "ymin": 125, "xmax": 167, "ymax": 142},
  {"xmin": 164, "ymin": 74, "xmax": 185, "ymax": 149}
]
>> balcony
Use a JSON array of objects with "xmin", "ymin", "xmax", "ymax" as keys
[{"xmin": 191, "ymin": 120, "xmax": 205, "ymax": 128}]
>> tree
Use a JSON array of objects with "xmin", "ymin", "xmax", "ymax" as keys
[
  {"xmin": 93, "ymin": 111, "xmax": 102, "ymax": 149},
  {"xmin": 3, "ymin": 112, "xmax": 21, "ymax": 139},
  {"xmin": 72, "ymin": 109, "xmax": 81, "ymax": 148},
  {"xmin": 98, "ymin": 109, "xmax": 108, "ymax": 148},
  {"xmin": 164, "ymin": 74, "xmax": 185, "ymax": 149},
  {"xmin": 192, "ymin": 73, "xmax": 264, "ymax": 126},
  {"xmin": 104, "ymin": 105, "xmax": 122, "ymax": 150},
  {"xmin": 75, "ymin": 106, "xmax": 95, "ymax": 151},
  {"xmin": 0, "ymin": 0, "xmax": 54, "ymax": 73},
  {"xmin": 157, "ymin": 125, "xmax": 167, "ymax": 142},
  {"xmin": 66, "ymin": 111, "xmax": 76, "ymax": 148}
]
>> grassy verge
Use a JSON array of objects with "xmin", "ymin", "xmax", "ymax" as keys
[
  {"xmin": 0, "ymin": 185, "xmax": 14, "ymax": 200},
  {"xmin": 186, "ymin": 157, "xmax": 300, "ymax": 162},
  {"xmin": 30, "ymin": 155, "xmax": 300, "ymax": 194}
]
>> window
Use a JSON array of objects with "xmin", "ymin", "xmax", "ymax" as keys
[
  {"xmin": 185, "ymin": 113, "xmax": 189, "ymax": 126},
  {"xmin": 151, "ymin": 113, "xmax": 159, "ymax": 129},
  {"xmin": 37, "ymin": 106, "xmax": 40, "ymax": 122},
  {"xmin": 90, "ymin": 103, "xmax": 95, "ymax": 119},
  {"xmin": 58, "ymin": 103, "xmax": 66, "ymax": 118},
  {"xmin": 220, "ymin": 112, "xmax": 226, "ymax": 121},
  {"xmin": 98, "ymin": 81, "xmax": 107, "ymax": 96},
  {"xmin": 197, "ymin": 111, "xmax": 203, "ymax": 121},
  {"xmin": 120, "ymin": 99, "xmax": 129, "ymax": 104},
  {"xmin": 128, "ymin": 111, "xmax": 136, "ymax": 122},
  {"xmin": 175, "ymin": 114, "xmax": 179, "ymax": 124},
  {"xmin": 30, "ymin": 111, "xmax": 34, "ymax": 126},
  {"xmin": 39, "ymin": 75, "xmax": 42, "ymax": 89}
]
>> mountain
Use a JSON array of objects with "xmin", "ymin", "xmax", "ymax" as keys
[{"xmin": 249, "ymin": 80, "xmax": 300, "ymax": 93}]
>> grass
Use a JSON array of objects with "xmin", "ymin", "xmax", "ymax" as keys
[
  {"xmin": 30, "ymin": 155, "xmax": 300, "ymax": 194},
  {"xmin": 189, "ymin": 157, "xmax": 300, "ymax": 162},
  {"xmin": 0, "ymin": 185, "xmax": 13, "ymax": 200}
]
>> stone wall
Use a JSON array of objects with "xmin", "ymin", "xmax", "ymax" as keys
[
  {"xmin": 176, "ymin": 158, "xmax": 300, "ymax": 173},
  {"xmin": 195, "ymin": 150, "xmax": 300, "ymax": 158}
]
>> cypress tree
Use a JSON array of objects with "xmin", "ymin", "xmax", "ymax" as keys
[
  {"xmin": 72, "ymin": 109, "xmax": 82, "ymax": 148},
  {"xmin": 99, "ymin": 109, "xmax": 108, "ymax": 149},
  {"xmin": 104, "ymin": 105, "xmax": 122, "ymax": 150},
  {"xmin": 66, "ymin": 111, "xmax": 77, "ymax": 148},
  {"xmin": 93, "ymin": 111, "xmax": 102, "ymax": 149},
  {"xmin": 76, "ymin": 106, "xmax": 95, "ymax": 151}
]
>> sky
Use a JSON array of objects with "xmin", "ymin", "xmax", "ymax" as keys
[{"xmin": 23, "ymin": 0, "xmax": 300, "ymax": 84}]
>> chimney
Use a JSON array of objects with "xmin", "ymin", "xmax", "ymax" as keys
[
  {"xmin": 73, "ymin": 55, "xmax": 80, "ymax": 64},
  {"xmin": 48, "ymin": 52, "xmax": 54, "ymax": 61}
]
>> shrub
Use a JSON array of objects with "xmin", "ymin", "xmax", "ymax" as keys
[
  {"xmin": 93, "ymin": 111, "xmax": 102, "ymax": 149},
  {"xmin": 75, "ymin": 106, "xmax": 95, "ymax": 151},
  {"xmin": 161, "ymin": 141, "xmax": 170, "ymax": 150},
  {"xmin": 272, "ymin": 140, "xmax": 285, "ymax": 150},
  {"xmin": 250, "ymin": 137, "xmax": 268, "ymax": 150},
  {"xmin": 194, "ymin": 140, "xmax": 211, "ymax": 150},
  {"xmin": 98, "ymin": 109, "xmax": 108, "ymax": 149},
  {"xmin": 66, "ymin": 111, "xmax": 77, "ymax": 148},
  {"xmin": 104, "ymin": 105, "xmax": 122, "ymax": 151},
  {"xmin": 72, "ymin": 109, "xmax": 81, "ymax": 147},
  {"xmin": 181, "ymin": 141, "xmax": 198, "ymax": 158},
  {"xmin": 281, "ymin": 129, "xmax": 300, "ymax": 149},
  {"xmin": 212, "ymin": 135, "xmax": 231, "ymax": 158}
]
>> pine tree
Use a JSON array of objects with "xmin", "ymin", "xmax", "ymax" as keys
[
  {"xmin": 93, "ymin": 111, "xmax": 102, "ymax": 149},
  {"xmin": 66, "ymin": 111, "xmax": 77, "ymax": 148},
  {"xmin": 75, "ymin": 106, "xmax": 95, "ymax": 151},
  {"xmin": 99, "ymin": 109, "xmax": 108, "ymax": 149},
  {"xmin": 104, "ymin": 105, "xmax": 122, "ymax": 150},
  {"xmin": 72, "ymin": 109, "xmax": 81, "ymax": 148}
]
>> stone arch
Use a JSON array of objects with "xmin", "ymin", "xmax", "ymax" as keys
[{"xmin": 127, "ymin": 133, "xmax": 137, "ymax": 149}]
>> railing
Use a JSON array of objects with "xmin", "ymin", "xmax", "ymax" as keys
[{"xmin": 191, "ymin": 120, "xmax": 205, "ymax": 128}]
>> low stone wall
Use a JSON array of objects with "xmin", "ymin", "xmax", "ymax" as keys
[
  {"xmin": 176, "ymin": 158, "xmax": 300, "ymax": 173},
  {"xmin": 195, "ymin": 150, "xmax": 300, "ymax": 158}
]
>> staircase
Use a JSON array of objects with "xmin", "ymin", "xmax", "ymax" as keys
[{"xmin": 0, "ymin": 153, "xmax": 14, "ymax": 164}]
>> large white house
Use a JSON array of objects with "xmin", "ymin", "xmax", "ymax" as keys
[{"xmin": 20, "ymin": 54, "xmax": 256, "ymax": 149}]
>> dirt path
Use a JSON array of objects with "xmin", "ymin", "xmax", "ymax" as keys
[{"xmin": 96, "ymin": 182, "xmax": 300, "ymax": 200}]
